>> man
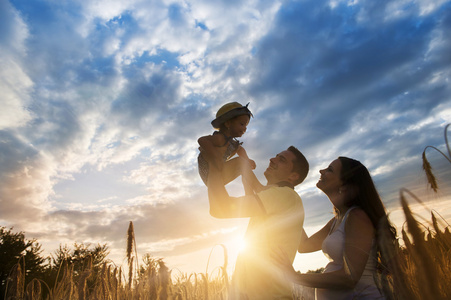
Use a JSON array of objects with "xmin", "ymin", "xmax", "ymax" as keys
[{"xmin": 208, "ymin": 146, "xmax": 309, "ymax": 299}]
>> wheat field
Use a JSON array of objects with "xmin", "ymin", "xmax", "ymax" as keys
[{"xmin": 4, "ymin": 198, "xmax": 450, "ymax": 300}]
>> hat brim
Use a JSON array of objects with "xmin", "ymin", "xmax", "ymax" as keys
[{"xmin": 211, "ymin": 106, "xmax": 253, "ymax": 129}]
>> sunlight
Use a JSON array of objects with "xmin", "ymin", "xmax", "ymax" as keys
[{"xmin": 229, "ymin": 237, "xmax": 247, "ymax": 253}]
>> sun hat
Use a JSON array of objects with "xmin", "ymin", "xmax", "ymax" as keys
[{"xmin": 211, "ymin": 102, "xmax": 253, "ymax": 129}]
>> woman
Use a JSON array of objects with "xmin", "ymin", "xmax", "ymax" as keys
[{"xmin": 275, "ymin": 157, "xmax": 397, "ymax": 299}]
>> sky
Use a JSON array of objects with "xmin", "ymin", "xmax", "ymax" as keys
[{"xmin": 1, "ymin": 0, "xmax": 451, "ymax": 277}]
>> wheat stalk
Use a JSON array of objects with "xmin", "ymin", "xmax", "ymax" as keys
[
  {"xmin": 77, "ymin": 269, "xmax": 91, "ymax": 300},
  {"xmin": 400, "ymin": 188, "xmax": 442, "ymax": 299},
  {"xmin": 126, "ymin": 221, "xmax": 140, "ymax": 291},
  {"xmin": 422, "ymin": 123, "xmax": 451, "ymax": 192},
  {"xmin": 158, "ymin": 260, "xmax": 170, "ymax": 300},
  {"xmin": 422, "ymin": 151, "xmax": 439, "ymax": 192},
  {"xmin": 5, "ymin": 257, "xmax": 25, "ymax": 300}
]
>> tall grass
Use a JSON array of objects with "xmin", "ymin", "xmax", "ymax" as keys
[
  {"xmin": 4, "ymin": 202, "xmax": 451, "ymax": 300},
  {"xmin": 4, "ymin": 221, "xmax": 230, "ymax": 300},
  {"xmin": 422, "ymin": 123, "xmax": 451, "ymax": 192},
  {"xmin": 376, "ymin": 188, "xmax": 451, "ymax": 300}
]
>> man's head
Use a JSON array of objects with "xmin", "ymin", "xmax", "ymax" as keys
[{"xmin": 264, "ymin": 146, "xmax": 309, "ymax": 186}]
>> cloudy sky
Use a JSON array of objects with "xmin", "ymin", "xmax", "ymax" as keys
[{"xmin": 1, "ymin": 0, "xmax": 451, "ymax": 276}]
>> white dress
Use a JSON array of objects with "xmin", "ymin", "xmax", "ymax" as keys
[{"xmin": 315, "ymin": 207, "xmax": 385, "ymax": 300}]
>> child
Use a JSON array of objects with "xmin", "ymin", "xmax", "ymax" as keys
[{"xmin": 198, "ymin": 102, "xmax": 263, "ymax": 192}]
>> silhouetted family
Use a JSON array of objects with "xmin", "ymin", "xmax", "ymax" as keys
[{"xmin": 198, "ymin": 102, "xmax": 396, "ymax": 299}]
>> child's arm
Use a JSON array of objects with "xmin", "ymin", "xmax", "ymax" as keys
[{"xmin": 198, "ymin": 134, "xmax": 226, "ymax": 171}]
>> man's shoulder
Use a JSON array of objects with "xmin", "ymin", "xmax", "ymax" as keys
[
  {"xmin": 264, "ymin": 185, "xmax": 300, "ymax": 194},
  {"xmin": 259, "ymin": 185, "xmax": 301, "ymax": 201},
  {"xmin": 257, "ymin": 186, "xmax": 303, "ymax": 215}
]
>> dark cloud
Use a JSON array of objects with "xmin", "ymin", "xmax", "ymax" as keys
[
  {"xmin": 247, "ymin": 0, "xmax": 450, "ymax": 150},
  {"xmin": 158, "ymin": 99, "xmax": 215, "ymax": 148},
  {"xmin": 110, "ymin": 65, "xmax": 183, "ymax": 129},
  {"xmin": 75, "ymin": 56, "xmax": 119, "ymax": 86},
  {"xmin": 40, "ymin": 188, "xmax": 229, "ymax": 258},
  {"xmin": 26, "ymin": 100, "xmax": 81, "ymax": 152},
  {"xmin": 13, "ymin": 5, "xmax": 88, "ymax": 84},
  {"xmin": 51, "ymin": 190, "xmax": 207, "ymax": 242}
]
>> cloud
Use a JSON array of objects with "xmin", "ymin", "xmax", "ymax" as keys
[
  {"xmin": 27, "ymin": 189, "xmax": 241, "ymax": 262},
  {"xmin": 248, "ymin": 0, "xmax": 449, "ymax": 125},
  {"xmin": 0, "ymin": 0, "xmax": 29, "ymax": 56},
  {"xmin": 0, "ymin": 131, "xmax": 54, "ymax": 224},
  {"xmin": 110, "ymin": 64, "xmax": 184, "ymax": 127},
  {"xmin": 124, "ymin": 158, "xmax": 200, "ymax": 204},
  {"xmin": 0, "ymin": 59, "xmax": 33, "ymax": 130},
  {"xmin": 0, "ymin": 0, "xmax": 32, "ymax": 130}
]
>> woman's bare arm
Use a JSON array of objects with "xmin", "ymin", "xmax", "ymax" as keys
[{"xmin": 298, "ymin": 218, "xmax": 334, "ymax": 253}]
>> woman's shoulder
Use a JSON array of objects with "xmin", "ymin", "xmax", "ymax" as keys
[
  {"xmin": 346, "ymin": 207, "xmax": 373, "ymax": 228},
  {"xmin": 344, "ymin": 207, "xmax": 376, "ymax": 243}
]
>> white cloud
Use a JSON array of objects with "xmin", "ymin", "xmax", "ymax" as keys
[
  {"xmin": 0, "ymin": 58, "xmax": 33, "ymax": 130},
  {"xmin": 0, "ymin": 0, "xmax": 29, "ymax": 55},
  {"xmin": 0, "ymin": 133, "xmax": 56, "ymax": 226},
  {"xmin": 417, "ymin": 0, "xmax": 449, "ymax": 16},
  {"xmin": 124, "ymin": 157, "xmax": 199, "ymax": 205},
  {"xmin": 0, "ymin": 0, "xmax": 32, "ymax": 130}
]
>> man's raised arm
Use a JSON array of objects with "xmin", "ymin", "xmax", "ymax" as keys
[{"xmin": 207, "ymin": 164, "xmax": 265, "ymax": 219}]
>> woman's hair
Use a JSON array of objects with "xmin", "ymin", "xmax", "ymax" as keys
[
  {"xmin": 338, "ymin": 157, "xmax": 385, "ymax": 228},
  {"xmin": 338, "ymin": 157, "xmax": 398, "ymax": 279}
]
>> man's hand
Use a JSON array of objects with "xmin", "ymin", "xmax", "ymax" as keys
[
  {"xmin": 248, "ymin": 158, "xmax": 256, "ymax": 170},
  {"xmin": 240, "ymin": 157, "xmax": 264, "ymax": 194},
  {"xmin": 208, "ymin": 160, "xmax": 266, "ymax": 218}
]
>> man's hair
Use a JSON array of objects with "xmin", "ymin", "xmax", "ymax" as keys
[{"xmin": 288, "ymin": 146, "xmax": 309, "ymax": 186}]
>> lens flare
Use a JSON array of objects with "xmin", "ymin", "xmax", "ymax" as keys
[{"xmin": 234, "ymin": 237, "xmax": 247, "ymax": 253}]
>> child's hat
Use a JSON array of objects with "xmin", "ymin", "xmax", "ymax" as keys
[{"xmin": 211, "ymin": 102, "xmax": 253, "ymax": 129}]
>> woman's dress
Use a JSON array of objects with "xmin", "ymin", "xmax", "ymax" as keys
[{"xmin": 316, "ymin": 206, "xmax": 385, "ymax": 300}]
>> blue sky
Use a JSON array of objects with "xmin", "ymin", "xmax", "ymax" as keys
[{"xmin": 1, "ymin": 0, "xmax": 451, "ymax": 275}]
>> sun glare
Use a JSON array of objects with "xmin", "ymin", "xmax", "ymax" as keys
[{"xmin": 234, "ymin": 237, "xmax": 247, "ymax": 253}]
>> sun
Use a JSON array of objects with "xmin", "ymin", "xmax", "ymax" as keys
[{"xmin": 229, "ymin": 237, "xmax": 247, "ymax": 253}]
